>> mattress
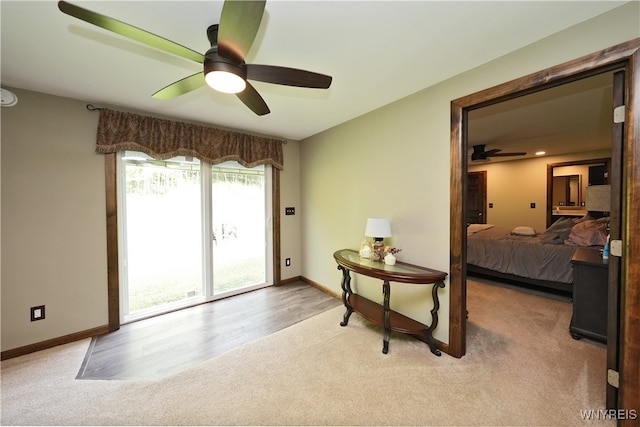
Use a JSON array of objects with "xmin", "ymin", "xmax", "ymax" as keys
[{"xmin": 467, "ymin": 226, "xmax": 577, "ymax": 284}]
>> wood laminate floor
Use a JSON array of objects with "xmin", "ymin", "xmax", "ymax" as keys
[{"xmin": 77, "ymin": 282, "xmax": 341, "ymax": 380}]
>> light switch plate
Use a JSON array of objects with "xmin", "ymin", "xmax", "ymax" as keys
[{"xmin": 31, "ymin": 305, "xmax": 45, "ymax": 321}]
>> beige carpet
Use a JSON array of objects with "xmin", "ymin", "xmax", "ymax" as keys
[{"xmin": 1, "ymin": 279, "xmax": 612, "ymax": 426}]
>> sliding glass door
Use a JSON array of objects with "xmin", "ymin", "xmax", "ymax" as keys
[
  {"xmin": 210, "ymin": 163, "xmax": 268, "ymax": 294},
  {"xmin": 119, "ymin": 151, "xmax": 272, "ymax": 323}
]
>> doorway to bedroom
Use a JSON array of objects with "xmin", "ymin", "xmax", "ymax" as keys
[
  {"xmin": 465, "ymin": 72, "xmax": 614, "ymax": 296},
  {"xmin": 450, "ymin": 40, "xmax": 640, "ymax": 410}
]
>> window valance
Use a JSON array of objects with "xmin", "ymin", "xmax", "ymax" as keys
[{"xmin": 95, "ymin": 108, "xmax": 283, "ymax": 170}]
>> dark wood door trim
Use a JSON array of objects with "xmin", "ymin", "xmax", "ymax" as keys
[
  {"xmin": 607, "ymin": 70, "xmax": 625, "ymax": 409},
  {"xmin": 619, "ymin": 47, "xmax": 640, "ymax": 420},
  {"xmin": 449, "ymin": 40, "xmax": 640, "ymax": 416},
  {"xmin": 449, "ymin": 101, "xmax": 466, "ymax": 357},
  {"xmin": 272, "ymin": 168, "xmax": 282, "ymax": 285},
  {"xmin": 105, "ymin": 153, "xmax": 120, "ymax": 332}
]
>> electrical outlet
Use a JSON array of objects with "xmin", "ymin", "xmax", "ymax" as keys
[
  {"xmin": 285, "ymin": 207, "xmax": 295, "ymax": 215},
  {"xmin": 31, "ymin": 305, "xmax": 45, "ymax": 321},
  {"xmin": 285, "ymin": 258, "xmax": 291, "ymax": 266}
]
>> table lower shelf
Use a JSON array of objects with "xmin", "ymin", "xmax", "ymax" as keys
[{"xmin": 348, "ymin": 294, "xmax": 427, "ymax": 335}]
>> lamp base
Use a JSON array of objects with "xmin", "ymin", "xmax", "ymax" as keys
[{"xmin": 372, "ymin": 239, "xmax": 385, "ymax": 261}]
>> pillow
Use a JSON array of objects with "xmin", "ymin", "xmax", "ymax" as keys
[
  {"xmin": 540, "ymin": 217, "xmax": 575, "ymax": 244},
  {"xmin": 573, "ymin": 213, "xmax": 594, "ymax": 224},
  {"xmin": 546, "ymin": 216, "xmax": 575, "ymax": 231},
  {"xmin": 565, "ymin": 218, "xmax": 608, "ymax": 246},
  {"xmin": 511, "ymin": 226, "xmax": 536, "ymax": 236},
  {"xmin": 467, "ymin": 224, "xmax": 494, "ymax": 235}
]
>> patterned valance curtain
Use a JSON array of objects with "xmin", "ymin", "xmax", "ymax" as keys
[{"xmin": 95, "ymin": 108, "xmax": 283, "ymax": 169}]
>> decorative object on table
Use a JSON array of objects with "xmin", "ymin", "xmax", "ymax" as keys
[
  {"xmin": 364, "ymin": 217, "xmax": 392, "ymax": 261},
  {"xmin": 359, "ymin": 239, "xmax": 372, "ymax": 259},
  {"xmin": 383, "ymin": 246, "xmax": 401, "ymax": 265}
]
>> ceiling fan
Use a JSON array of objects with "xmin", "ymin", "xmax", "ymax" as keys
[
  {"xmin": 57, "ymin": 1, "xmax": 332, "ymax": 116},
  {"xmin": 471, "ymin": 144, "xmax": 526, "ymax": 161}
]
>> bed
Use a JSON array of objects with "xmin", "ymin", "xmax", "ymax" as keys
[{"xmin": 467, "ymin": 217, "xmax": 608, "ymax": 294}]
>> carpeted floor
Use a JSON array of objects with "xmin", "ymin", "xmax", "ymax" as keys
[{"xmin": 1, "ymin": 279, "xmax": 612, "ymax": 426}]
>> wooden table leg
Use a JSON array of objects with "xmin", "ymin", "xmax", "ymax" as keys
[
  {"xmin": 338, "ymin": 265, "xmax": 353, "ymax": 327},
  {"xmin": 424, "ymin": 281, "xmax": 445, "ymax": 356},
  {"xmin": 382, "ymin": 280, "xmax": 391, "ymax": 354}
]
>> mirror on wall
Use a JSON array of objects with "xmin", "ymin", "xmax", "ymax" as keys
[
  {"xmin": 547, "ymin": 158, "xmax": 610, "ymax": 227},
  {"xmin": 553, "ymin": 174, "xmax": 581, "ymax": 206}
]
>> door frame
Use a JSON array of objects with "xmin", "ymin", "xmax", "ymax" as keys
[{"xmin": 449, "ymin": 38, "xmax": 640, "ymax": 413}]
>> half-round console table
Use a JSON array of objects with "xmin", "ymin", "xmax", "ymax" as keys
[{"xmin": 333, "ymin": 249, "xmax": 447, "ymax": 356}]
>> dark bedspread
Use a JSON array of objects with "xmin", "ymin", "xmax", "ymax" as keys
[{"xmin": 467, "ymin": 226, "xmax": 578, "ymax": 284}]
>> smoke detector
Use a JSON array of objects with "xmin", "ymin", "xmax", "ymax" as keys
[{"xmin": 1, "ymin": 88, "xmax": 18, "ymax": 107}]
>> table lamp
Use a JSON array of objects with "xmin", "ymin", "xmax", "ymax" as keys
[{"xmin": 365, "ymin": 217, "xmax": 392, "ymax": 261}]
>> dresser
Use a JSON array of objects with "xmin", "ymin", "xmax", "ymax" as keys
[{"xmin": 569, "ymin": 247, "xmax": 608, "ymax": 343}]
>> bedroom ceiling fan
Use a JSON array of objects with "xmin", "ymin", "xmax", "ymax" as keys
[
  {"xmin": 471, "ymin": 144, "xmax": 526, "ymax": 161},
  {"xmin": 57, "ymin": 1, "xmax": 332, "ymax": 116}
]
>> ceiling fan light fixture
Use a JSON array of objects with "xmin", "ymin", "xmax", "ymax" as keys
[
  {"xmin": 205, "ymin": 70, "xmax": 246, "ymax": 94},
  {"xmin": 204, "ymin": 51, "xmax": 247, "ymax": 94},
  {"xmin": 58, "ymin": 1, "xmax": 331, "ymax": 115}
]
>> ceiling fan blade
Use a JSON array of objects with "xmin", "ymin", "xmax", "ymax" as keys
[
  {"xmin": 152, "ymin": 72, "xmax": 206, "ymax": 100},
  {"xmin": 491, "ymin": 152, "xmax": 527, "ymax": 157},
  {"xmin": 218, "ymin": 0, "xmax": 266, "ymax": 64},
  {"xmin": 483, "ymin": 149, "xmax": 502, "ymax": 156},
  {"xmin": 58, "ymin": 1, "xmax": 204, "ymax": 63},
  {"xmin": 246, "ymin": 64, "xmax": 332, "ymax": 89},
  {"xmin": 236, "ymin": 82, "xmax": 270, "ymax": 116}
]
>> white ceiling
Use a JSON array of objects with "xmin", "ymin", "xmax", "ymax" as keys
[
  {"xmin": 0, "ymin": 1, "xmax": 628, "ymax": 141},
  {"xmin": 468, "ymin": 71, "xmax": 615, "ymax": 163}
]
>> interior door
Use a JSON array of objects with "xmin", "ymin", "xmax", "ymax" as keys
[
  {"xmin": 606, "ymin": 70, "xmax": 624, "ymax": 409},
  {"xmin": 466, "ymin": 171, "xmax": 486, "ymax": 224}
]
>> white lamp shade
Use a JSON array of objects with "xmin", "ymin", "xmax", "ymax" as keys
[
  {"xmin": 365, "ymin": 217, "xmax": 392, "ymax": 239},
  {"xmin": 585, "ymin": 185, "xmax": 611, "ymax": 212}
]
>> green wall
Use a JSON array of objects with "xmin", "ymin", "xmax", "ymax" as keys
[{"xmin": 299, "ymin": 2, "xmax": 639, "ymax": 344}]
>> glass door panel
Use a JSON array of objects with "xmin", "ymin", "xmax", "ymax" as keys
[
  {"xmin": 122, "ymin": 153, "xmax": 203, "ymax": 320},
  {"xmin": 211, "ymin": 162, "xmax": 266, "ymax": 295}
]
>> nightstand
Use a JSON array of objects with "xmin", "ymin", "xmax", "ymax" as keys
[{"xmin": 569, "ymin": 247, "xmax": 608, "ymax": 343}]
